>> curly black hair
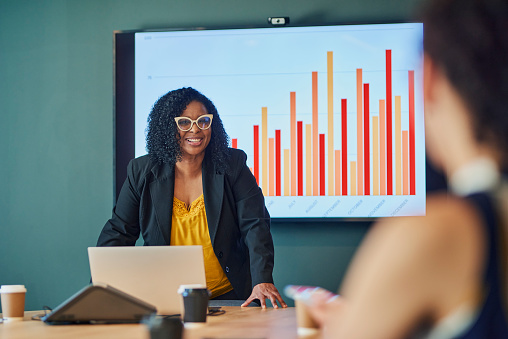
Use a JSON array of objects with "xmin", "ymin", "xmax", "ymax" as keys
[
  {"xmin": 146, "ymin": 87, "xmax": 230, "ymax": 172},
  {"xmin": 420, "ymin": 0, "xmax": 508, "ymax": 162}
]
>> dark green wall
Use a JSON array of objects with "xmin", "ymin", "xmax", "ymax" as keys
[{"xmin": 0, "ymin": 0, "xmax": 421, "ymax": 311}]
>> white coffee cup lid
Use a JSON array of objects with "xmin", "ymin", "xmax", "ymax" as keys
[
  {"xmin": 177, "ymin": 284, "xmax": 207, "ymax": 294},
  {"xmin": 0, "ymin": 285, "xmax": 26, "ymax": 293}
]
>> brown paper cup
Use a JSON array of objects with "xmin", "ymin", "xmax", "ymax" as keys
[
  {"xmin": 294, "ymin": 299, "xmax": 319, "ymax": 336},
  {"xmin": 1, "ymin": 285, "xmax": 26, "ymax": 322}
]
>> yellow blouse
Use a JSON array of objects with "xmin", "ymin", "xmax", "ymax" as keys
[{"xmin": 170, "ymin": 194, "xmax": 233, "ymax": 299}]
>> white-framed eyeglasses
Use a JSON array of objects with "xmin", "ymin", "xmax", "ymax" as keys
[{"xmin": 174, "ymin": 114, "xmax": 213, "ymax": 132}]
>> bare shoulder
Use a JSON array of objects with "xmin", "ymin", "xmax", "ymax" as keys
[
  {"xmin": 355, "ymin": 192, "xmax": 488, "ymax": 287},
  {"xmin": 346, "ymin": 194, "xmax": 485, "ymax": 279},
  {"xmin": 341, "ymin": 193, "xmax": 487, "ymax": 320},
  {"xmin": 368, "ymin": 193, "xmax": 486, "ymax": 307},
  {"xmin": 334, "ymin": 193, "xmax": 489, "ymax": 337},
  {"xmin": 375, "ymin": 193, "xmax": 485, "ymax": 251}
]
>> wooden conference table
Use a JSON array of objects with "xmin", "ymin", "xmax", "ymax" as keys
[{"xmin": 0, "ymin": 306, "xmax": 322, "ymax": 339}]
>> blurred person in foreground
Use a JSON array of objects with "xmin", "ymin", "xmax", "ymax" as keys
[
  {"xmin": 97, "ymin": 87, "xmax": 286, "ymax": 308},
  {"xmin": 305, "ymin": 0, "xmax": 508, "ymax": 337}
]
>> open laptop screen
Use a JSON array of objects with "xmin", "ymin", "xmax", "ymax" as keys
[{"xmin": 88, "ymin": 246, "xmax": 206, "ymax": 315}]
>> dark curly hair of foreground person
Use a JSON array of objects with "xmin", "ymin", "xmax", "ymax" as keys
[
  {"xmin": 146, "ymin": 87, "xmax": 231, "ymax": 172},
  {"xmin": 420, "ymin": 0, "xmax": 508, "ymax": 166}
]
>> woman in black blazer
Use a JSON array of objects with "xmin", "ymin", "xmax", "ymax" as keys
[{"xmin": 97, "ymin": 87, "xmax": 286, "ymax": 308}]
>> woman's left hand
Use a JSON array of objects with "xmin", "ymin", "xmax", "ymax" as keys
[{"xmin": 241, "ymin": 283, "xmax": 288, "ymax": 308}]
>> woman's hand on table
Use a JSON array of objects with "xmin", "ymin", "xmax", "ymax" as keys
[{"xmin": 241, "ymin": 283, "xmax": 288, "ymax": 309}]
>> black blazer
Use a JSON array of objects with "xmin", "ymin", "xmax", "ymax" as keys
[{"xmin": 97, "ymin": 148, "xmax": 274, "ymax": 299}]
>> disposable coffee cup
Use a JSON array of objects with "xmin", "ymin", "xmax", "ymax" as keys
[
  {"xmin": 0, "ymin": 285, "xmax": 27, "ymax": 322},
  {"xmin": 294, "ymin": 299, "xmax": 319, "ymax": 336},
  {"xmin": 177, "ymin": 284, "xmax": 210, "ymax": 328}
]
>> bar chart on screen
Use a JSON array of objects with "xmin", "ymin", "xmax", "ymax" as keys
[
  {"xmin": 228, "ymin": 49, "xmax": 423, "ymax": 218},
  {"xmin": 135, "ymin": 23, "xmax": 425, "ymax": 218}
]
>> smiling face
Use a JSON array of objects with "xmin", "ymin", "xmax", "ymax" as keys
[{"xmin": 176, "ymin": 100, "xmax": 212, "ymax": 161}]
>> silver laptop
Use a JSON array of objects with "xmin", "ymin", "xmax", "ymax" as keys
[{"xmin": 88, "ymin": 246, "xmax": 206, "ymax": 315}]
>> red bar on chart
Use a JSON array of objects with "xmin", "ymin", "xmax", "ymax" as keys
[
  {"xmin": 386, "ymin": 49, "xmax": 393, "ymax": 195},
  {"xmin": 253, "ymin": 125, "xmax": 259, "ymax": 184},
  {"xmin": 341, "ymin": 99, "xmax": 348, "ymax": 196},
  {"xmin": 364, "ymin": 83, "xmax": 370, "ymax": 196},
  {"xmin": 290, "ymin": 92, "xmax": 296, "ymax": 196},
  {"xmin": 276, "ymin": 130, "xmax": 281, "ymax": 196},
  {"xmin": 262, "ymin": 107, "xmax": 268, "ymax": 194},
  {"xmin": 409, "ymin": 70, "xmax": 416, "ymax": 195},
  {"xmin": 319, "ymin": 134, "xmax": 325, "ymax": 196},
  {"xmin": 297, "ymin": 121, "xmax": 303, "ymax": 196},
  {"xmin": 403, "ymin": 131, "xmax": 409, "ymax": 195},
  {"xmin": 232, "ymin": 138, "xmax": 237, "ymax": 149}
]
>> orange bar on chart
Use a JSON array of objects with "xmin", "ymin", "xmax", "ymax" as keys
[
  {"xmin": 363, "ymin": 83, "xmax": 370, "ymax": 196},
  {"xmin": 262, "ymin": 107, "xmax": 268, "ymax": 195},
  {"xmin": 356, "ymin": 69, "xmax": 363, "ymax": 195},
  {"xmin": 328, "ymin": 51, "xmax": 334, "ymax": 195},
  {"xmin": 335, "ymin": 150, "xmax": 341, "ymax": 196},
  {"xmin": 373, "ymin": 116, "xmax": 379, "ymax": 196},
  {"xmin": 386, "ymin": 50, "xmax": 393, "ymax": 195},
  {"xmin": 351, "ymin": 161, "xmax": 357, "ymax": 196},
  {"xmin": 290, "ymin": 92, "xmax": 296, "ymax": 196},
  {"xmin": 395, "ymin": 96, "xmax": 402, "ymax": 195},
  {"xmin": 269, "ymin": 138, "xmax": 274, "ymax": 196},
  {"xmin": 312, "ymin": 72, "xmax": 319, "ymax": 196},
  {"xmin": 284, "ymin": 149, "xmax": 290, "ymax": 196},
  {"xmin": 379, "ymin": 100, "xmax": 386, "ymax": 195},
  {"xmin": 306, "ymin": 124, "xmax": 312, "ymax": 196},
  {"xmin": 403, "ymin": 131, "xmax": 409, "ymax": 195}
]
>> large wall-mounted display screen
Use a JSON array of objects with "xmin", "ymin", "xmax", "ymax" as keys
[{"xmin": 116, "ymin": 22, "xmax": 425, "ymax": 219}]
